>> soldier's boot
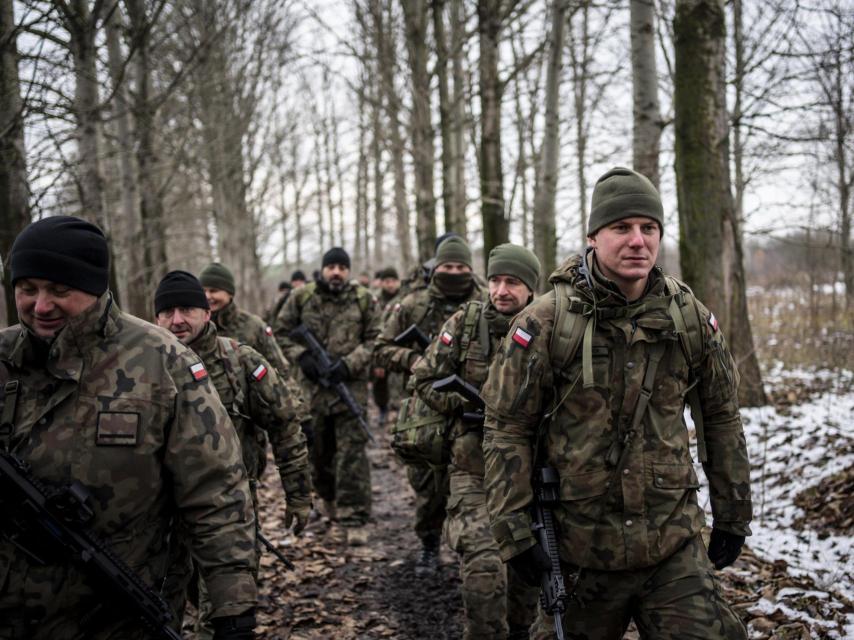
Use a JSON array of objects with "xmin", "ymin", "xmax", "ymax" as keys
[
  {"xmin": 414, "ymin": 534, "xmax": 440, "ymax": 577},
  {"xmin": 347, "ymin": 525, "xmax": 370, "ymax": 547},
  {"xmin": 508, "ymin": 623, "xmax": 530, "ymax": 640}
]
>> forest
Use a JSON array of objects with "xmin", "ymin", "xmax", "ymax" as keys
[{"xmin": 0, "ymin": 1, "xmax": 852, "ymax": 638}]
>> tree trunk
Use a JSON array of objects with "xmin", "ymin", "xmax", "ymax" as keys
[
  {"xmin": 630, "ymin": 0, "xmax": 662, "ymax": 189},
  {"xmin": 432, "ymin": 0, "xmax": 456, "ymax": 235},
  {"xmin": 450, "ymin": 0, "xmax": 468, "ymax": 237},
  {"xmin": 370, "ymin": 50, "xmax": 386, "ymax": 267},
  {"xmin": 532, "ymin": 0, "xmax": 567, "ymax": 291},
  {"xmin": 569, "ymin": 4, "xmax": 591, "ymax": 250},
  {"xmin": 675, "ymin": 0, "xmax": 765, "ymax": 405},
  {"xmin": 478, "ymin": 0, "xmax": 508, "ymax": 269},
  {"xmin": 0, "ymin": 0, "xmax": 30, "ymax": 325},
  {"xmin": 106, "ymin": 3, "xmax": 147, "ymax": 318},
  {"xmin": 402, "ymin": 0, "xmax": 437, "ymax": 262}
]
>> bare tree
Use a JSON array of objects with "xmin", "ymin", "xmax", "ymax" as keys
[{"xmin": 631, "ymin": 0, "xmax": 662, "ymax": 188}]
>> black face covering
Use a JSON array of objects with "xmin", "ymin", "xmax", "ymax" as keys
[{"xmin": 433, "ymin": 271, "xmax": 474, "ymax": 300}]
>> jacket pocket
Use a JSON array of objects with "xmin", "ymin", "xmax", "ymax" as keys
[
  {"xmin": 651, "ymin": 462, "xmax": 700, "ymax": 490},
  {"xmin": 558, "ymin": 467, "xmax": 611, "ymax": 500}
]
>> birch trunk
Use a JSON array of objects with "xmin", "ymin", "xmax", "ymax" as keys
[{"xmin": 630, "ymin": 0, "xmax": 662, "ymax": 189}]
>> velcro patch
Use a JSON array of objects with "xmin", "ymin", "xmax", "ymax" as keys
[
  {"xmin": 512, "ymin": 327, "xmax": 533, "ymax": 348},
  {"xmin": 96, "ymin": 412, "xmax": 139, "ymax": 446},
  {"xmin": 708, "ymin": 313, "xmax": 719, "ymax": 333},
  {"xmin": 440, "ymin": 331, "xmax": 453, "ymax": 346},
  {"xmin": 189, "ymin": 362, "xmax": 208, "ymax": 381},
  {"xmin": 251, "ymin": 364, "xmax": 268, "ymax": 381}
]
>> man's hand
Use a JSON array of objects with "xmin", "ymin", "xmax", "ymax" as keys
[
  {"xmin": 297, "ymin": 351, "xmax": 322, "ymax": 382},
  {"xmin": 707, "ymin": 528, "xmax": 745, "ymax": 569},
  {"xmin": 282, "ymin": 470, "xmax": 312, "ymax": 535},
  {"xmin": 409, "ymin": 355, "xmax": 423, "ymax": 374},
  {"xmin": 211, "ymin": 608, "xmax": 256, "ymax": 640},
  {"xmin": 508, "ymin": 543, "xmax": 552, "ymax": 587}
]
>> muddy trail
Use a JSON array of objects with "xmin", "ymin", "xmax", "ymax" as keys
[{"xmin": 242, "ymin": 414, "xmax": 850, "ymax": 640}]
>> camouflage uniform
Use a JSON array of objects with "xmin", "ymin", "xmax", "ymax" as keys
[
  {"xmin": 374, "ymin": 279, "xmax": 485, "ymax": 544},
  {"xmin": 413, "ymin": 301, "xmax": 537, "ymax": 639},
  {"xmin": 481, "ymin": 254, "xmax": 752, "ymax": 639},
  {"xmin": 0, "ymin": 294, "xmax": 256, "ymax": 640},
  {"xmin": 212, "ymin": 300, "xmax": 310, "ymax": 428},
  {"xmin": 177, "ymin": 322, "xmax": 312, "ymax": 638},
  {"xmin": 274, "ymin": 280, "xmax": 380, "ymax": 527},
  {"xmin": 372, "ymin": 288, "xmax": 404, "ymax": 414}
]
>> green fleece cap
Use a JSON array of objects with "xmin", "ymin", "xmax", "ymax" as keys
[
  {"xmin": 588, "ymin": 167, "xmax": 663, "ymax": 236},
  {"xmin": 435, "ymin": 236, "xmax": 472, "ymax": 268},
  {"xmin": 487, "ymin": 243, "xmax": 540, "ymax": 292},
  {"xmin": 199, "ymin": 262, "xmax": 236, "ymax": 295}
]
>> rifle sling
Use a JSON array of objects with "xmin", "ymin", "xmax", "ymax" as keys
[{"xmin": 1, "ymin": 380, "xmax": 20, "ymax": 452}]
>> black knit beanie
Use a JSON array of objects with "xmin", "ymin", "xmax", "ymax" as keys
[
  {"xmin": 199, "ymin": 262, "xmax": 235, "ymax": 295},
  {"xmin": 10, "ymin": 216, "xmax": 110, "ymax": 296},
  {"xmin": 155, "ymin": 271, "xmax": 210, "ymax": 315},
  {"xmin": 588, "ymin": 167, "xmax": 664, "ymax": 236},
  {"xmin": 322, "ymin": 247, "xmax": 351, "ymax": 269},
  {"xmin": 291, "ymin": 270, "xmax": 307, "ymax": 282},
  {"xmin": 378, "ymin": 267, "xmax": 399, "ymax": 280}
]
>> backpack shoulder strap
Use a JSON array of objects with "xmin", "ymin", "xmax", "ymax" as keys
[
  {"xmin": 218, "ymin": 337, "xmax": 247, "ymax": 411},
  {"xmin": 293, "ymin": 282, "xmax": 317, "ymax": 312},
  {"xmin": 458, "ymin": 300, "xmax": 483, "ymax": 363},
  {"xmin": 354, "ymin": 285, "xmax": 373, "ymax": 315},
  {"xmin": 548, "ymin": 282, "xmax": 593, "ymax": 385}
]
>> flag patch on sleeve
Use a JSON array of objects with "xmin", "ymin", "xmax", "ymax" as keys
[
  {"xmin": 440, "ymin": 331, "xmax": 454, "ymax": 346},
  {"xmin": 251, "ymin": 364, "xmax": 268, "ymax": 381},
  {"xmin": 708, "ymin": 313, "xmax": 719, "ymax": 333},
  {"xmin": 189, "ymin": 362, "xmax": 208, "ymax": 381},
  {"xmin": 512, "ymin": 327, "xmax": 533, "ymax": 348},
  {"xmin": 265, "ymin": 326, "xmax": 274, "ymax": 336}
]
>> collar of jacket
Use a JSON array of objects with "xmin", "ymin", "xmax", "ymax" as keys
[
  {"xmin": 188, "ymin": 321, "xmax": 220, "ymax": 360},
  {"xmin": 482, "ymin": 301, "xmax": 512, "ymax": 337},
  {"xmin": 315, "ymin": 278, "xmax": 354, "ymax": 300},
  {"xmin": 4, "ymin": 292, "xmax": 116, "ymax": 381},
  {"xmin": 555, "ymin": 250, "xmax": 665, "ymax": 309},
  {"xmin": 213, "ymin": 300, "xmax": 238, "ymax": 327}
]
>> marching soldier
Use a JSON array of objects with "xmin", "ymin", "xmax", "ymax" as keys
[{"xmin": 481, "ymin": 168, "xmax": 752, "ymax": 639}]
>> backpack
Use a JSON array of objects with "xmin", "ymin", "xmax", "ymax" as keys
[
  {"xmin": 389, "ymin": 301, "xmax": 483, "ymax": 467},
  {"xmin": 548, "ymin": 275, "xmax": 710, "ymax": 462}
]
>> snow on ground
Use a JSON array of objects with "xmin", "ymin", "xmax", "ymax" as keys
[{"xmin": 688, "ymin": 367, "xmax": 853, "ymax": 636}]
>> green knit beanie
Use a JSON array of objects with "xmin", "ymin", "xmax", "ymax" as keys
[
  {"xmin": 487, "ymin": 243, "xmax": 540, "ymax": 292},
  {"xmin": 435, "ymin": 236, "xmax": 472, "ymax": 268},
  {"xmin": 588, "ymin": 167, "xmax": 663, "ymax": 236},
  {"xmin": 199, "ymin": 262, "xmax": 236, "ymax": 295}
]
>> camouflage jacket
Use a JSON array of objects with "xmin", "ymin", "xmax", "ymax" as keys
[
  {"xmin": 213, "ymin": 301, "xmax": 289, "ymax": 374},
  {"xmin": 481, "ymin": 254, "xmax": 753, "ymax": 571},
  {"xmin": 374, "ymin": 278, "xmax": 485, "ymax": 377},
  {"xmin": 0, "ymin": 294, "xmax": 256, "ymax": 636},
  {"xmin": 188, "ymin": 322, "xmax": 310, "ymax": 498},
  {"xmin": 274, "ymin": 280, "xmax": 380, "ymax": 412},
  {"xmin": 413, "ymin": 301, "xmax": 512, "ymax": 477}
]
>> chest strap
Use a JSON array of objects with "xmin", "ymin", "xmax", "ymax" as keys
[{"xmin": 1, "ymin": 381, "xmax": 20, "ymax": 452}]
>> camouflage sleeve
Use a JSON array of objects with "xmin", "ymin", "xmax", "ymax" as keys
[
  {"xmin": 165, "ymin": 348, "xmax": 257, "ymax": 618},
  {"xmin": 373, "ymin": 297, "xmax": 418, "ymax": 372},
  {"xmin": 412, "ymin": 310, "xmax": 466, "ymax": 415},
  {"xmin": 481, "ymin": 301, "xmax": 554, "ymax": 562},
  {"xmin": 694, "ymin": 300, "xmax": 753, "ymax": 536},
  {"xmin": 341, "ymin": 294, "xmax": 381, "ymax": 377},
  {"xmin": 240, "ymin": 347, "xmax": 312, "ymax": 496},
  {"xmin": 254, "ymin": 320, "xmax": 292, "ymax": 376},
  {"xmin": 273, "ymin": 292, "xmax": 305, "ymax": 365}
]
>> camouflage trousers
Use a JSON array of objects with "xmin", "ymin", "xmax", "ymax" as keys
[
  {"xmin": 532, "ymin": 536, "xmax": 748, "ymax": 640},
  {"xmin": 445, "ymin": 469, "xmax": 538, "ymax": 640},
  {"xmin": 407, "ymin": 462, "xmax": 449, "ymax": 542},
  {"xmin": 312, "ymin": 411, "xmax": 372, "ymax": 526}
]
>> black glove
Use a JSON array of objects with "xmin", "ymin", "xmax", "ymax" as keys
[
  {"xmin": 707, "ymin": 528, "xmax": 745, "ymax": 569},
  {"xmin": 298, "ymin": 351, "xmax": 322, "ymax": 382},
  {"xmin": 508, "ymin": 543, "xmax": 552, "ymax": 587},
  {"xmin": 328, "ymin": 358, "xmax": 350, "ymax": 383},
  {"xmin": 211, "ymin": 608, "xmax": 256, "ymax": 640}
]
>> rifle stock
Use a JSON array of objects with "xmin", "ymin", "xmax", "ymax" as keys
[
  {"xmin": 431, "ymin": 374, "xmax": 485, "ymax": 423},
  {"xmin": 532, "ymin": 466, "xmax": 568, "ymax": 639},
  {"xmin": 393, "ymin": 324, "xmax": 431, "ymax": 351}
]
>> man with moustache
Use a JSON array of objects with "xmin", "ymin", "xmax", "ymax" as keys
[
  {"xmin": 412, "ymin": 244, "xmax": 541, "ymax": 639},
  {"xmin": 372, "ymin": 267, "xmax": 403, "ymax": 424},
  {"xmin": 274, "ymin": 247, "xmax": 380, "ymax": 547},
  {"xmin": 0, "ymin": 217, "xmax": 256, "ymax": 640},
  {"xmin": 374, "ymin": 236, "xmax": 486, "ymax": 576}
]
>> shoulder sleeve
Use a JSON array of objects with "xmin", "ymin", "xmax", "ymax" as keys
[
  {"xmin": 373, "ymin": 295, "xmax": 418, "ymax": 372},
  {"xmin": 412, "ymin": 309, "xmax": 466, "ymax": 414}
]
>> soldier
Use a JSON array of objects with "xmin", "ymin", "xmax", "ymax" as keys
[
  {"xmin": 264, "ymin": 280, "xmax": 292, "ymax": 325},
  {"xmin": 413, "ymin": 244, "xmax": 541, "ymax": 639},
  {"xmin": 290, "ymin": 270, "xmax": 307, "ymax": 289},
  {"xmin": 274, "ymin": 247, "xmax": 380, "ymax": 547},
  {"xmin": 374, "ymin": 236, "xmax": 486, "ymax": 575},
  {"xmin": 0, "ymin": 217, "xmax": 257, "ymax": 640},
  {"xmin": 153, "ymin": 271, "xmax": 312, "ymax": 637},
  {"xmin": 372, "ymin": 267, "xmax": 402, "ymax": 424},
  {"xmin": 199, "ymin": 262, "xmax": 289, "ymax": 374},
  {"xmin": 481, "ymin": 168, "xmax": 752, "ymax": 639}
]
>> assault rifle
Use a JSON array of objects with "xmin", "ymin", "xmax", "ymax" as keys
[
  {"xmin": 0, "ymin": 450, "xmax": 182, "ymax": 640},
  {"xmin": 431, "ymin": 374, "xmax": 485, "ymax": 424},
  {"xmin": 531, "ymin": 466, "xmax": 568, "ymax": 640},
  {"xmin": 257, "ymin": 529, "xmax": 295, "ymax": 571},
  {"xmin": 290, "ymin": 324, "xmax": 375, "ymax": 443},
  {"xmin": 393, "ymin": 324, "xmax": 431, "ymax": 351}
]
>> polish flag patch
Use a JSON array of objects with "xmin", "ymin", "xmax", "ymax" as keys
[
  {"xmin": 440, "ymin": 331, "xmax": 454, "ymax": 346},
  {"xmin": 708, "ymin": 313, "xmax": 719, "ymax": 333},
  {"xmin": 251, "ymin": 364, "xmax": 268, "ymax": 381},
  {"xmin": 265, "ymin": 326, "xmax": 274, "ymax": 336},
  {"xmin": 189, "ymin": 362, "xmax": 208, "ymax": 381},
  {"xmin": 512, "ymin": 327, "xmax": 533, "ymax": 348}
]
